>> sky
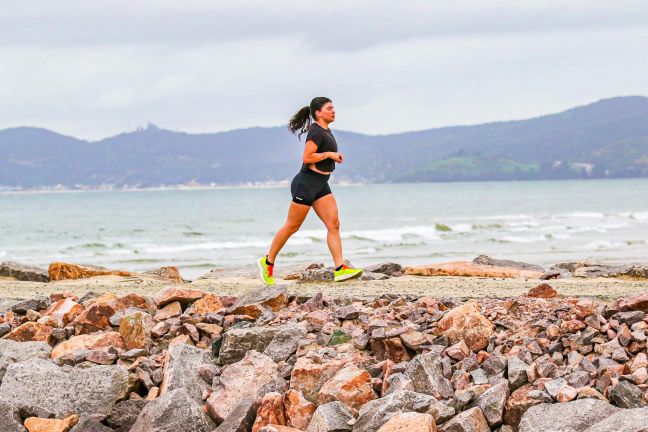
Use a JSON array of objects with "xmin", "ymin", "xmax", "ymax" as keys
[{"xmin": 1, "ymin": 0, "xmax": 648, "ymax": 141}]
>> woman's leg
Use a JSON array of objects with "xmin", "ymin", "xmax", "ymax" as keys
[
  {"xmin": 267, "ymin": 201, "xmax": 310, "ymax": 263},
  {"xmin": 312, "ymin": 193, "xmax": 343, "ymax": 267}
]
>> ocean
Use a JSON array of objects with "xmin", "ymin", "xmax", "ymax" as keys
[{"xmin": 1, "ymin": 178, "xmax": 647, "ymax": 279}]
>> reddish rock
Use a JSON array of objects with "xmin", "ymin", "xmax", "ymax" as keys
[
  {"xmin": 154, "ymin": 287, "xmax": 206, "ymax": 308},
  {"xmin": 503, "ymin": 385, "xmax": 549, "ymax": 427},
  {"xmin": 439, "ymin": 407, "xmax": 488, "ymax": 432},
  {"xmin": 611, "ymin": 293, "xmax": 648, "ymax": 313},
  {"xmin": 283, "ymin": 389, "xmax": 315, "ymax": 430},
  {"xmin": 257, "ymin": 426, "xmax": 302, "ymax": 432},
  {"xmin": 252, "ymin": 392, "xmax": 286, "ymax": 432},
  {"xmin": 289, "ymin": 356, "xmax": 347, "ymax": 404},
  {"xmin": 404, "ymin": 261, "xmax": 543, "ymax": 278},
  {"xmin": 377, "ymin": 412, "xmax": 436, "ymax": 431},
  {"xmin": 446, "ymin": 340, "xmax": 470, "ymax": 361},
  {"xmin": 317, "ymin": 363, "xmax": 376, "ymax": 413},
  {"xmin": 73, "ymin": 302, "xmax": 115, "ymax": 335},
  {"xmin": 400, "ymin": 329, "xmax": 432, "ymax": 351},
  {"xmin": 44, "ymin": 297, "xmax": 84, "ymax": 327},
  {"xmin": 188, "ymin": 294, "xmax": 224, "ymax": 315},
  {"xmin": 119, "ymin": 311, "xmax": 153, "ymax": 350},
  {"xmin": 227, "ymin": 286, "xmax": 288, "ymax": 319},
  {"xmin": 110, "ymin": 293, "xmax": 153, "ymax": 313},
  {"xmin": 155, "ymin": 301, "xmax": 182, "ymax": 321},
  {"xmin": 436, "ymin": 301, "xmax": 494, "ymax": 351},
  {"xmin": 144, "ymin": 266, "xmax": 185, "ymax": 283},
  {"xmin": 4, "ymin": 322, "xmax": 53, "ymax": 345},
  {"xmin": 526, "ymin": 283, "xmax": 557, "ymax": 298},
  {"xmin": 51, "ymin": 331, "xmax": 125, "ymax": 359},
  {"xmin": 49, "ymin": 291, "xmax": 78, "ymax": 302},
  {"xmin": 24, "ymin": 414, "xmax": 79, "ymax": 432},
  {"xmin": 48, "ymin": 262, "xmax": 135, "ymax": 280}
]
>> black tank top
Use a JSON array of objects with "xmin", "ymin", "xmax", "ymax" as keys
[{"xmin": 300, "ymin": 123, "xmax": 338, "ymax": 173}]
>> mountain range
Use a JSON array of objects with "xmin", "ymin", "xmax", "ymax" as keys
[{"xmin": 2, "ymin": 96, "xmax": 648, "ymax": 188}]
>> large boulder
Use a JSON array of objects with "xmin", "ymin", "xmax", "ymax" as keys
[
  {"xmin": 518, "ymin": 399, "xmax": 620, "ymax": 432},
  {"xmin": 583, "ymin": 407, "xmax": 648, "ymax": 432},
  {"xmin": 159, "ymin": 343, "xmax": 215, "ymax": 402},
  {"xmin": 3, "ymin": 322, "xmax": 54, "ymax": 345},
  {"xmin": 48, "ymin": 262, "xmax": 135, "ymax": 281},
  {"xmin": 130, "ymin": 388, "xmax": 215, "ymax": 432},
  {"xmin": 404, "ymin": 261, "xmax": 543, "ymax": 278},
  {"xmin": 226, "ymin": 286, "xmax": 288, "ymax": 318},
  {"xmin": 377, "ymin": 412, "xmax": 436, "ymax": 432},
  {"xmin": 0, "ymin": 261, "xmax": 49, "ymax": 282},
  {"xmin": 0, "ymin": 339, "xmax": 52, "ymax": 360},
  {"xmin": 352, "ymin": 391, "xmax": 434, "ymax": 432},
  {"xmin": 436, "ymin": 301, "xmax": 494, "ymax": 351},
  {"xmin": 0, "ymin": 358, "xmax": 129, "ymax": 418}
]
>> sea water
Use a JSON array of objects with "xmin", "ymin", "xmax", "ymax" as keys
[{"xmin": 1, "ymin": 178, "xmax": 647, "ymax": 279}]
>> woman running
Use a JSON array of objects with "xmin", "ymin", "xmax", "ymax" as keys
[{"xmin": 257, "ymin": 97, "xmax": 364, "ymax": 285}]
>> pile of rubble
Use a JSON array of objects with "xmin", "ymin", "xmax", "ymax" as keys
[{"xmin": 1, "ymin": 281, "xmax": 648, "ymax": 431}]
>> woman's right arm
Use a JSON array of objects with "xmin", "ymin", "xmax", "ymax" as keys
[{"xmin": 302, "ymin": 140, "xmax": 333, "ymax": 164}]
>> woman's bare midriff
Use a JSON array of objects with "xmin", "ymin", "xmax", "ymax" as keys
[{"xmin": 307, "ymin": 164, "xmax": 332, "ymax": 175}]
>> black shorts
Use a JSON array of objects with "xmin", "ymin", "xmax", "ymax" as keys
[{"xmin": 290, "ymin": 169, "xmax": 332, "ymax": 206}]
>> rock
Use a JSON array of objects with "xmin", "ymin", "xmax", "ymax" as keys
[
  {"xmin": 335, "ymin": 305, "xmax": 360, "ymax": 320},
  {"xmin": 318, "ymin": 363, "xmax": 376, "ymax": 413},
  {"xmin": 290, "ymin": 355, "xmax": 347, "ymax": 404},
  {"xmin": 154, "ymin": 287, "xmax": 205, "ymax": 308},
  {"xmin": 48, "ymin": 262, "xmax": 135, "ymax": 281},
  {"xmin": 119, "ymin": 311, "xmax": 153, "ymax": 350},
  {"xmin": 299, "ymin": 268, "xmax": 334, "ymax": 282},
  {"xmin": 68, "ymin": 415, "xmax": 114, "ymax": 432},
  {"xmin": 130, "ymin": 388, "xmax": 215, "ymax": 432},
  {"xmin": 426, "ymin": 400, "xmax": 456, "ymax": 424},
  {"xmin": 3, "ymin": 322, "xmax": 53, "ymax": 345},
  {"xmin": 0, "ymin": 261, "xmax": 49, "ymax": 282},
  {"xmin": 143, "ymin": 266, "xmax": 185, "ymax": 283},
  {"xmin": 608, "ymin": 381, "xmax": 645, "ymax": 408},
  {"xmin": 252, "ymin": 392, "xmax": 286, "ymax": 432},
  {"xmin": 187, "ymin": 293, "xmax": 224, "ymax": 315},
  {"xmin": 439, "ymin": 407, "xmax": 489, "ymax": 432},
  {"xmin": 44, "ymin": 298, "xmax": 84, "ymax": 327},
  {"xmin": 154, "ymin": 302, "xmax": 182, "ymax": 321},
  {"xmin": 436, "ymin": 301, "xmax": 494, "ymax": 351},
  {"xmin": 384, "ymin": 373, "xmax": 414, "ymax": 395},
  {"xmin": 73, "ymin": 302, "xmax": 116, "ymax": 335},
  {"xmin": 611, "ymin": 311, "xmax": 646, "ymax": 325},
  {"xmin": 206, "ymin": 351, "xmax": 280, "ymax": 423},
  {"xmin": 518, "ymin": 399, "xmax": 620, "ymax": 432},
  {"xmin": 376, "ymin": 412, "xmax": 436, "ymax": 431},
  {"xmin": 0, "ymin": 400, "xmax": 26, "ymax": 432},
  {"xmin": 159, "ymin": 343, "xmax": 215, "ymax": 402},
  {"xmin": 305, "ymin": 401, "xmax": 353, "ymax": 432},
  {"xmin": 258, "ymin": 426, "xmax": 303, "ymax": 432},
  {"xmin": 24, "ymin": 415, "xmax": 79, "ymax": 432},
  {"xmin": 506, "ymin": 356, "xmax": 529, "ymax": 389},
  {"xmin": 526, "ymin": 283, "xmax": 558, "ymax": 298},
  {"xmin": 219, "ymin": 326, "xmax": 280, "ymax": 365},
  {"xmin": 353, "ymin": 391, "xmax": 434, "ymax": 432},
  {"xmin": 404, "ymin": 261, "xmax": 544, "ymax": 278},
  {"xmin": 359, "ymin": 271, "xmax": 390, "ymax": 281},
  {"xmin": 284, "ymin": 389, "xmax": 316, "ymax": 430},
  {"xmin": 104, "ymin": 399, "xmax": 147, "ymax": 432},
  {"xmin": 214, "ymin": 397, "xmax": 260, "ymax": 432},
  {"xmin": 51, "ymin": 332, "xmax": 125, "ymax": 359},
  {"xmin": 0, "ymin": 339, "xmax": 52, "ymax": 360},
  {"xmin": 11, "ymin": 296, "xmax": 51, "ymax": 314},
  {"xmin": 404, "ymin": 352, "xmax": 454, "ymax": 400},
  {"xmin": 263, "ymin": 323, "xmax": 308, "ymax": 363},
  {"xmin": 472, "ymin": 255, "xmax": 545, "ymax": 272},
  {"xmin": 363, "ymin": 262, "xmax": 403, "ymax": 276},
  {"xmin": 0, "ymin": 358, "xmax": 128, "ymax": 418},
  {"xmin": 582, "ymin": 407, "xmax": 648, "ymax": 431},
  {"xmin": 503, "ymin": 385, "xmax": 551, "ymax": 428},
  {"xmin": 608, "ymin": 293, "xmax": 648, "ymax": 313},
  {"xmin": 227, "ymin": 286, "xmax": 288, "ymax": 318},
  {"xmin": 474, "ymin": 381, "xmax": 509, "ymax": 427}
]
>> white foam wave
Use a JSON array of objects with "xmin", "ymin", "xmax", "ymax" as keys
[
  {"xmin": 555, "ymin": 212, "xmax": 606, "ymax": 219},
  {"xmin": 448, "ymin": 224, "xmax": 472, "ymax": 232},
  {"xmin": 136, "ymin": 239, "xmax": 281, "ymax": 254},
  {"xmin": 294, "ymin": 225, "xmax": 440, "ymax": 243},
  {"xmin": 500, "ymin": 235, "xmax": 548, "ymax": 243},
  {"xmin": 580, "ymin": 240, "xmax": 625, "ymax": 250}
]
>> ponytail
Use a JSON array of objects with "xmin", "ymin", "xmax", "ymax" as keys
[{"xmin": 287, "ymin": 96, "xmax": 332, "ymax": 141}]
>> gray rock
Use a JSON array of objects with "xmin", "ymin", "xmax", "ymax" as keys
[
  {"xmin": 0, "ymin": 261, "xmax": 49, "ymax": 282},
  {"xmin": 474, "ymin": 381, "xmax": 509, "ymax": 427},
  {"xmin": 300, "ymin": 267, "xmax": 334, "ymax": 282},
  {"xmin": 226, "ymin": 285, "xmax": 287, "ymax": 315},
  {"xmin": 353, "ymin": 391, "xmax": 434, "ymax": 432},
  {"xmin": 363, "ymin": 262, "xmax": 403, "ymax": 276},
  {"xmin": 384, "ymin": 373, "xmax": 414, "ymax": 395},
  {"xmin": 104, "ymin": 399, "xmax": 147, "ymax": 432},
  {"xmin": 263, "ymin": 323, "xmax": 308, "ymax": 363},
  {"xmin": 0, "ymin": 401, "xmax": 26, "ymax": 432},
  {"xmin": 518, "ymin": 399, "xmax": 620, "ymax": 432},
  {"xmin": 334, "ymin": 305, "xmax": 360, "ymax": 320},
  {"xmin": 473, "ymin": 255, "xmax": 544, "ymax": 272},
  {"xmin": 70, "ymin": 415, "xmax": 115, "ymax": 432},
  {"xmin": 0, "ymin": 323, "xmax": 10, "ymax": 337},
  {"xmin": 10, "ymin": 296, "xmax": 51, "ymax": 313},
  {"xmin": 219, "ymin": 326, "xmax": 279, "ymax": 364},
  {"xmin": 213, "ymin": 397, "xmax": 260, "ymax": 432},
  {"xmin": 507, "ymin": 356, "xmax": 529, "ymax": 389},
  {"xmin": 426, "ymin": 399, "xmax": 456, "ymax": 423},
  {"xmin": 611, "ymin": 311, "xmax": 646, "ymax": 325},
  {"xmin": 160, "ymin": 343, "xmax": 215, "ymax": 402},
  {"xmin": 404, "ymin": 352, "xmax": 454, "ymax": 399},
  {"xmin": 130, "ymin": 388, "xmax": 215, "ymax": 432},
  {"xmin": 583, "ymin": 407, "xmax": 648, "ymax": 431},
  {"xmin": 439, "ymin": 407, "xmax": 490, "ymax": 432},
  {"xmin": 0, "ymin": 358, "xmax": 129, "ymax": 418},
  {"xmin": 307, "ymin": 401, "xmax": 354, "ymax": 432},
  {"xmin": 359, "ymin": 271, "xmax": 390, "ymax": 281},
  {"xmin": 608, "ymin": 381, "xmax": 645, "ymax": 409},
  {"xmin": 0, "ymin": 339, "xmax": 53, "ymax": 382}
]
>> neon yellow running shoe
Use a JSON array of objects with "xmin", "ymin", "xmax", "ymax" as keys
[
  {"xmin": 334, "ymin": 264, "xmax": 363, "ymax": 282},
  {"xmin": 257, "ymin": 255, "xmax": 275, "ymax": 286}
]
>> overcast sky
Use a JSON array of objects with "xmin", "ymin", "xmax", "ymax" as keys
[{"xmin": 1, "ymin": 0, "xmax": 647, "ymax": 140}]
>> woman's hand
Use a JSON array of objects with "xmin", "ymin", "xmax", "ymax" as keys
[{"xmin": 327, "ymin": 152, "xmax": 344, "ymax": 163}]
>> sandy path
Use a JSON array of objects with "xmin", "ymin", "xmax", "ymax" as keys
[{"xmin": 1, "ymin": 273, "xmax": 647, "ymax": 302}]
